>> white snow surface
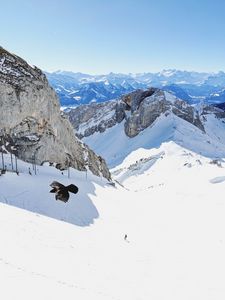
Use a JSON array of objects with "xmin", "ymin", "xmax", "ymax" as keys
[
  {"xmin": 83, "ymin": 112, "xmax": 225, "ymax": 167},
  {"xmin": 1, "ymin": 139, "xmax": 225, "ymax": 299},
  {"xmin": 0, "ymin": 157, "xmax": 104, "ymax": 226},
  {"xmin": 164, "ymin": 90, "xmax": 178, "ymax": 103},
  {"xmin": 2, "ymin": 108, "xmax": 225, "ymax": 299}
]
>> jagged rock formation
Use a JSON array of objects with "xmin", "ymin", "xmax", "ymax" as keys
[
  {"xmin": 123, "ymin": 89, "xmax": 204, "ymax": 137},
  {"xmin": 68, "ymin": 88, "xmax": 225, "ymax": 169},
  {"xmin": 0, "ymin": 46, "xmax": 110, "ymax": 179},
  {"xmin": 68, "ymin": 100, "xmax": 126, "ymax": 139},
  {"xmin": 68, "ymin": 88, "xmax": 207, "ymax": 139}
]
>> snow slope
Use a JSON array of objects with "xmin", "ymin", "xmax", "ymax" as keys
[
  {"xmin": 83, "ymin": 112, "xmax": 225, "ymax": 167},
  {"xmin": 0, "ymin": 155, "xmax": 109, "ymax": 226},
  {"xmin": 2, "ymin": 102, "xmax": 225, "ymax": 299},
  {"xmin": 1, "ymin": 142, "xmax": 225, "ymax": 299}
]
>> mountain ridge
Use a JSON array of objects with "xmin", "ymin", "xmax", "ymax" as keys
[
  {"xmin": 46, "ymin": 69, "xmax": 225, "ymax": 107},
  {"xmin": 67, "ymin": 88, "xmax": 225, "ymax": 168}
]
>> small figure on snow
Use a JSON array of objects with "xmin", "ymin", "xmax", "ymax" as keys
[
  {"xmin": 124, "ymin": 234, "xmax": 130, "ymax": 243},
  {"xmin": 49, "ymin": 181, "xmax": 79, "ymax": 203}
]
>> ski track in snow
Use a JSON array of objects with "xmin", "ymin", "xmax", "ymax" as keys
[
  {"xmin": 0, "ymin": 256, "xmax": 120, "ymax": 300},
  {"xmin": 210, "ymin": 176, "xmax": 225, "ymax": 184}
]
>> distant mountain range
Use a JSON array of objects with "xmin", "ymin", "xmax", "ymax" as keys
[{"xmin": 45, "ymin": 70, "xmax": 225, "ymax": 107}]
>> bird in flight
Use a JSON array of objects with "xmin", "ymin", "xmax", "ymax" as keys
[{"xmin": 49, "ymin": 181, "xmax": 79, "ymax": 203}]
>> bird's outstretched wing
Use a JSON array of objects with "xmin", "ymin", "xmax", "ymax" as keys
[{"xmin": 67, "ymin": 184, "xmax": 79, "ymax": 194}]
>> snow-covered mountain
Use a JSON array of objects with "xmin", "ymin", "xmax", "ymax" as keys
[
  {"xmin": 46, "ymin": 71, "xmax": 146, "ymax": 107},
  {"xmin": 161, "ymin": 84, "xmax": 193, "ymax": 103},
  {"xmin": 68, "ymin": 88, "xmax": 225, "ymax": 167},
  {"xmin": 135, "ymin": 69, "xmax": 209, "ymax": 85},
  {"xmin": 206, "ymin": 88, "xmax": 225, "ymax": 104},
  {"xmin": 46, "ymin": 70, "xmax": 225, "ymax": 107}
]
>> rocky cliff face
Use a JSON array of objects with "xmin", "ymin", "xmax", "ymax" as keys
[
  {"xmin": 0, "ymin": 47, "xmax": 110, "ymax": 179},
  {"xmin": 123, "ymin": 89, "xmax": 205, "ymax": 137},
  {"xmin": 68, "ymin": 100, "xmax": 126, "ymax": 139},
  {"xmin": 68, "ymin": 88, "xmax": 207, "ymax": 139}
]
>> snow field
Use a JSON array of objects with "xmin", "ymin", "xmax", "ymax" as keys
[{"xmin": 1, "ymin": 140, "xmax": 225, "ymax": 299}]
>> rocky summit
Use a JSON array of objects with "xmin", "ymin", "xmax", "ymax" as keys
[
  {"xmin": 0, "ymin": 47, "xmax": 110, "ymax": 180},
  {"xmin": 68, "ymin": 87, "xmax": 210, "ymax": 139}
]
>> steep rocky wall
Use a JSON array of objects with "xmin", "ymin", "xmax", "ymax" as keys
[
  {"xmin": 124, "ymin": 90, "xmax": 205, "ymax": 137},
  {"xmin": 0, "ymin": 47, "xmax": 110, "ymax": 180}
]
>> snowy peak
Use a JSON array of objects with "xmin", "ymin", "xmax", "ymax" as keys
[
  {"xmin": 159, "ymin": 69, "xmax": 178, "ymax": 77},
  {"xmin": 83, "ymin": 111, "xmax": 225, "ymax": 169},
  {"xmin": 154, "ymin": 69, "xmax": 210, "ymax": 84},
  {"xmin": 68, "ymin": 88, "xmax": 205, "ymax": 140},
  {"xmin": 46, "ymin": 69, "xmax": 225, "ymax": 108},
  {"xmin": 46, "ymin": 71, "xmax": 146, "ymax": 107},
  {"xmin": 67, "ymin": 88, "xmax": 225, "ymax": 168},
  {"xmin": 123, "ymin": 88, "xmax": 202, "ymax": 138}
]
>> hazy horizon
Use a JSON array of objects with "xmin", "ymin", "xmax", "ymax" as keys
[{"xmin": 44, "ymin": 68, "xmax": 225, "ymax": 76}]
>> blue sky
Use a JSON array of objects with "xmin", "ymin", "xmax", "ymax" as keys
[{"xmin": 1, "ymin": 0, "xmax": 225, "ymax": 74}]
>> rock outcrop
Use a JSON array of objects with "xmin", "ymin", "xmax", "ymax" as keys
[
  {"xmin": 123, "ymin": 89, "xmax": 204, "ymax": 137},
  {"xmin": 68, "ymin": 100, "xmax": 126, "ymax": 139},
  {"xmin": 0, "ymin": 47, "xmax": 110, "ymax": 180},
  {"xmin": 68, "ymin": 88, "xmax": 206, "ymax": 139}
]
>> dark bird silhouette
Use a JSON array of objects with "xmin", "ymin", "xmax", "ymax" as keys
[{"xmin": 49, "ymin": 181, "xmax": 79, "ymax": 203}]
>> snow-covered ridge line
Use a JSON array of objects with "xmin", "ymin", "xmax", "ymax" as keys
[
  {"xmin": 67, "ymin": 87, "xmax": 225, "ymax": 167},
  {"xmin": 68, "ymin": 88, "xmax": 208, "ymax": 142},
  {"xmin": 81, "ymin": 107, "xmax": 225, "ymax": 168}
]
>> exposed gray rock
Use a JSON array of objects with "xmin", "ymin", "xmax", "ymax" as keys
[
  {"xmin": 201, "ymin": 105, "xmax": 225, "ymax": 119},
  {"xmin": 121, "ymin": 88, "xmax": 158, "ymax": 112},
  {"xmin": 68, "ymin": 100, "xmax": 126, "ymax": 139},
  {"xmin": 124, "ymin": 89, "xmax": 205, "ymax": 137},
  {"xmin": 0, "ymin": 47, "xmax": 110, "ymax": 180},
  {"xmin": 68, "ymin": 88, "xmax": 206, "ymax": 139}
]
